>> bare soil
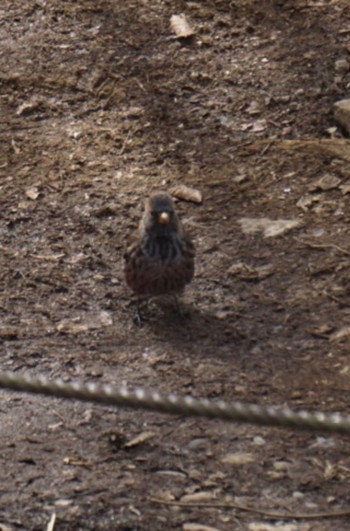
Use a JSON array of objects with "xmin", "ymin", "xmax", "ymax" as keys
[{"xmin": 1, "ymin": 1, "xmax": 350, "ymax": 529}]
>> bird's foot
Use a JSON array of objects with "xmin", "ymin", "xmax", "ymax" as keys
[
  {"xmin": 172, "ymin": 296, "xmax": 190, "ymax": 320},
  {"xmin": 133, "ymin": 300, "xmax": 149, "ymax": 326}
]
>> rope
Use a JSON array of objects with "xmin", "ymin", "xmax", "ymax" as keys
[{"xmin": 0, "ymin": 371, "xmax": 349, "ymax": 434}]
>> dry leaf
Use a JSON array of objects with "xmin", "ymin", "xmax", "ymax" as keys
[
  {"xmin": 248, "ymin": 524, "xmax": 302, "ymax": 531},
  {"xmin": 340, "ymin": 182, "xmax": 350, "ymax": 195},
  {"xmin": 57, "ymin": 322, "xmax": 89, "ymax": 334},
  {"xmin": 65, "ymin": 253, "xmax": 86, "ymax": 264},
  {"xmin": 25, "ymin": 186, "xmax": 40, "ymax": 200},
  {"xmin": 238, "ymin": 217, "xmax": 302, "ymax": 238},
  {"xmin": 153, "ymin": 490, "xmax": 175, "ymax": 502},
  {"xmin": 183, "ymin": 524, "xmax": 222, "ymax": 531},
  {"xmin": 0, "ymin": 524, "xmax": 14, "ymax": 531},
  {"xmin": 11, "ymin": 138, "xmax": 20, "ymax": 154},
  {"xmin": 33, "ymin": 253, "xmax": 65, "ymax": 261},
  {"xmin": 227, "ymin": 262, "xmax": 274, "ymax": 280},
  {"xmin": 311, "ymin": 324, "xmax": 334, "ymax": 337},
  {"xmin": 170, "ymin": 185, "xmax": 202, "ymax": 204},
  {"xmin": 251, "ymin": 119, "xmax": 267, "ymax": 132},
  {"xmin": 170, "ymin": 14, "xmax": 195, "ymax": 39},
  {"xmin": 265, "ymin": 138, "xmax": 350, "ymax": 163},
  {"xmin": 181, "ymin": 491, "xmax": 217, "ymax": 503},
  {"xmin": 296, "ymin": 193, "xmax": 322, "ymax": 211},
  {"xmin": 246, "ymin": 101, "xmax": 261, "ymax": 115},
  {"xmin": 57, "ymin": 311, "xmax": 113, "ymax": 334},
  {"xmin": 330, "ymin": 326, "xmax": 350, "ymax": 342},
  {"xmin": 125, "ymin": 431, "xmax": 156, "ymax": 448},
  {"xmin": 63, "ymin": 456, "xmax": 92, "ymax": 468},
  {"xmin": 324, "ymin": 461, "xmax": 338, "ymax": 481},
  {"xmin": 17, "ymin": 97, "xmax": 43, "ymax": 116},
  {"xmin": 54, "ymin": 499, "xmax": 73, "ymax": 507}
]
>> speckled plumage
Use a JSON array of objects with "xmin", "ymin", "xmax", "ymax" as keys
[{"xmin": 124, "ymin": 192, "xmax": 195, "ymax": 298}]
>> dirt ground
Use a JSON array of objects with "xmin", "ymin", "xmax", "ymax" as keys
[{"xmin": 2, "ymin": 0, "xmax": 350, "ymax": 529}]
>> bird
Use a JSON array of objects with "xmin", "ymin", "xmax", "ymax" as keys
[{"xmin": 124, "ymin": 191, "xmax": 195, "ymax": 322}]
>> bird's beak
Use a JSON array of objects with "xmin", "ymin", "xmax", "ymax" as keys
[{"xmin": 158, "ymin": 212, "xmax": 170, "ymax": 224}]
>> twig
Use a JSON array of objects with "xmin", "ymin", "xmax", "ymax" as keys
[
  {"xmin": 260, "ymin": 140, "xmax": 274, "ymax": 156},
  {"xmin": 294, "ymin": 237, "xmax": 350, "ymax": 256},
  {"xmin": 47, "ymin": 512, "xmax": 56, "ymax": 531},
  {"xmin": 150, "ymin": 497, "xmax": 350, "ymax": 520}
]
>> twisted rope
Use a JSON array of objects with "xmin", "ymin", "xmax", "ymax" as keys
[{"xmin": 0, "ymin": 371, "xmax": 349, "ymax": 434}]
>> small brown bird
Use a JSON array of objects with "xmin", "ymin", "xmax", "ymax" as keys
[{"xmin": 124, "ymin": 191, "xmax": 195, "ymax": 320}]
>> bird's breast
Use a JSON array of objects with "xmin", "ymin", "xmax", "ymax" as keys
[{"xmin": 143, "ymin": 235, "xmax": 182, "ymax": 264}]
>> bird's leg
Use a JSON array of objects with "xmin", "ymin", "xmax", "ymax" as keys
[
  {"xmin": 172, "ymin": 294, "xmax": 189, "ymax": 319},
  {"xmin": 133, "ymin": 297, "xmax": 149, "ymax": 326}
]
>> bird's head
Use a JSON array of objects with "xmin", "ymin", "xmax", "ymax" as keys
[{"xmin": 142, "ymin": 192, "xmax": 180, "ymax": 234}]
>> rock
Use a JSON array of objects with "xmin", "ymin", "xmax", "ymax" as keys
[
  {"xmin": 253, "ymin": 436, "xmax": 266, "ymax": 446},
  {"xmin": 309, "ymin": 174, "xmax": 341, "ymax": 192},
  {"xmin": 334, "ymin": 99, "xmax": 350, "ymax": 135},
  {"xmin": 221, "ymin": 452, "xmax": 255, "ymax": 466},
  {"xmin": 334, "ymin": 59, "xmax": 349, "ymax": 73},
  {"xmin": 292, "ymin": 491, "xmax": 305, "ymax": 499},
  {"xmin": 273, "ymin": 461, "xmax": 289, "ymax": 471}
]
